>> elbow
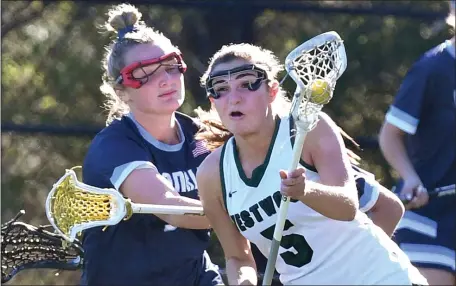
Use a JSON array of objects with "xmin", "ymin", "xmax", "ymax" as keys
[
  {"xmin": 373, "ymin": 194, "xmax": 405, "ymax": 224},
  {"xmin": 391, "ymin": 197, "xmax": 405, "ymax": 222},
  {"xmin": 342, "ymin": 201, "xmax": 358, "ymax": 221},
  {"xmin": 327, "ymin": 197, "xmax": 358, "ymax": 221},
  {"xmin": 343, "ymin": 186, "xmax": 360, "ymax": 221},
  {"xmin": 338, "ymin": 191, "xmax": 358, "ymax": 221},
  {"xmin": 378, "ymin": 125, "xmax": 389, "ymax": 153}
]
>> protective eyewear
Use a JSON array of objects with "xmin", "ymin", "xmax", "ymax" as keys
[
  {"xmin": 205, "ymin": 64, "xmax": 268, "ymax": 99},
  {"xmin": 116, "ymin": 52, "xmax": 187, "ymax": 89}
]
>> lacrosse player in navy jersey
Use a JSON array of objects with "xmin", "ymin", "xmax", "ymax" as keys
[
  {"xmin": 80, "ymin": 4, "xmax": 222, "ymax": 286},
  {"xmin": 379, "ymin": 1, "xmax": 456, "ymax": 284}
]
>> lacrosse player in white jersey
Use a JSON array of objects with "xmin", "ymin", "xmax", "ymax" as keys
[{"xmin": 195, "ymin": 42, "xmax": 428, "ymax": 285}]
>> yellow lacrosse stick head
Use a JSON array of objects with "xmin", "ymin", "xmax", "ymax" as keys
[{"xmin": 45, "ymin": 169, "xmax": 128, "ymax": 243}]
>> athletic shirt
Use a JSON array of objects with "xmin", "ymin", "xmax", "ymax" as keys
[
  {"xmin": 220, "ymin": 116, "xmax": 427, "ymax": 285},
  {"xmin": 385, "ymin": 40, "xmax": 455, "ymax": 188},
  {"xmin": 81, "ymin": 112, "xmax": 213, "ymax": 285}
]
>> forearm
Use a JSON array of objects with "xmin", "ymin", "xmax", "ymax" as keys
[
  {"xmin": 379, "ymin": 129, "xmax": 418, "ymax": 180},
  {"xmin": 300, "ymin": 180, "xmax": 358, "ymax": 221},
  {"xmin": 159, "ymin": 196, "xmax": 211, "ymax": 229},
  {"xmin": 226, "ymin": 258, "xmax": 257, "ymax": 286}
]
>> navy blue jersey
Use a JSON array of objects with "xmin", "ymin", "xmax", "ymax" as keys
[
  {"xmin": 385, "ymin": 40, "xmax": 456, "ymax": 188},
  {"xmin": 80, "ymin": 112, "xmax": 218, "ymax": 285}
]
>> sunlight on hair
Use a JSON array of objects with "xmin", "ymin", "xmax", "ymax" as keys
[{"xmin": 99, "ymin": 3, "xmax": 179, "ymax": 125}]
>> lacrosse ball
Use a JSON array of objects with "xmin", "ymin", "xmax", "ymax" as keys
[{"xmin": 310, "ymin": 79, "xmax": 332, "ymax": 104}]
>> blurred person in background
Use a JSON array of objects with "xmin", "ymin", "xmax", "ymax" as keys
[
  {"xmin": 81, "ymin": 3, "xmax": 222, "ymax": 285},
  {"xmin": 379, "ymin": 1, "xmax": 456, "ymax": 285}
]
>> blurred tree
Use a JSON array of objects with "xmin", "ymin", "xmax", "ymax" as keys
[{"xmin": 1, "ymin": 0, "xmax": 451, "ymax": 284}]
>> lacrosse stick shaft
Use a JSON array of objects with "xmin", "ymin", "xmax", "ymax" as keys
[
  {"xmin": 395, "ymin": 183, "xmax": 455, "ymax": 204},
  {"xmin": 130, "ymin": 203, "xmax": 204, "ymax": 215},
  {"xmin": 263, "ymin": 129, "xmax": 308, "ymax": 286}
]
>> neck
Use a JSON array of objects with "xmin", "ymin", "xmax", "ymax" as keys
[
  {"xmin": 234, "ymin": 114, "xmax": 277, "ymax": 170},
  {"xmin": 132, "ymin": 110, "xmax": 180, "ymax": 144}
]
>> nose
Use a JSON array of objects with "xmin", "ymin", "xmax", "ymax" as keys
[
  {"xmin": 228, "ymin": 90, "xmax": 242, "ymax": 105},
  {"xmin": 158, "ymin": 70, "xmax": 172, "ymax": 88}
]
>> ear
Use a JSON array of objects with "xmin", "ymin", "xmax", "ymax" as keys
[
  {"xmin": 208, "ymin": 96, "xmax": 215, "ymax": 104},
  {"xmin": 268, "ymin": 80, "xmax": 279, "ymax": 103}
]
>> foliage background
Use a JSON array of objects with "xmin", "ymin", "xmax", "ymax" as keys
[{"xmin": 1, "ymin": 1, "xmax": 452, "ymax": 284}]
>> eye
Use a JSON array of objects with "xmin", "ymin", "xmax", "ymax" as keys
[
  {"xmin": 132, "ymin": 65, "xmax": 160, "ymax": 79},
  {"xmin": 214, "ymin": 85, "xmax": 229, "ymax": 94},
  {"xmin": 240, "ymin": 80, "xmax": 254, "ymax": 89},
  {"xmin": 163, "ymin": 64, "xmax": 181, "ymax": 74}
]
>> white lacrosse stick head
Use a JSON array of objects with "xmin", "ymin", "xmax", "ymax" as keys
[
  {"xmin": 285, "ymin": 31, "xmax": 347, "ymax": 131},
  {"xmin": 45, "ymin": 169, "xmax": 128, "ymax": 242}
]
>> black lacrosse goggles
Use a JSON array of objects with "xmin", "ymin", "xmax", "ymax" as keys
[
  {"xmin": 116, "ymin": 52, "xmax": 187, "ymax": 89},
  {"xmin": 205, "ymin": 64, "xmax": 268, "ymax": 99},
  {"xmin": 1, "ymin": 210, "xmax": 84, "ymax": 283}
]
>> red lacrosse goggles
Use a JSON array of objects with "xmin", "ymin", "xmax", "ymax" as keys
[{"xmin": 116, "ymin": 52, "xmax": 187, "ymax": 89}]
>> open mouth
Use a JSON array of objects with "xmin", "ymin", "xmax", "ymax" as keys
[{"xmin": 229, "ymin": 111, "xmax": 244, "ymax": 118}]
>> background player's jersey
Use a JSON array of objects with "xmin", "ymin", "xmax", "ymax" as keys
[
  {"xmin": 385, "ymin": 40, "xmax": 455, "ymax": 188},
  {"xmin": 220, "ymin": 116, "xmax": 426, "ymax": 285},
  {"xmin": 81, "ymin": 112, "xmax": 213, "ymax": 285}
]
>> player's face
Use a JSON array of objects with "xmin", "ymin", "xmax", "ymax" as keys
[
  {"xmin": 122, "ymin": 43, "xmax": 185, "ymax": 115},
  {"xmin": 210, "ymin": 59, "xmax": 273, "ymax": 137}
]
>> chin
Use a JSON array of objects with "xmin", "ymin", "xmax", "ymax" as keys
[{"xmin": 227, "ymin": 123, "xmax": 256, "ymax": 138}]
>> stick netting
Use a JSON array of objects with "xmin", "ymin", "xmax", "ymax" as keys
[
  {"xmin": 292, "ymin": 40, "xmax": 344, "ymax": 87},
  {"xmin": 49, "ymin": 174, "xmax": 113, "ymax": 239},
  {"xmin": 1, "ymin": 211, "xmax": 83, "ymax": 283}
]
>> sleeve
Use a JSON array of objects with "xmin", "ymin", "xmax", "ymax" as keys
[
  {"xmin": 82, "ymin": 134, "xmax": 157, "ymax": 190},
  {"xmin": 352, "ymin": 165, "xmax": 380, "ymax": 213},
  {"xmin": 385, "ymin": 59, "xmax": 430, "ymax": 135}
]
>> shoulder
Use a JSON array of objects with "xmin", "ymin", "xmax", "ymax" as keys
[
  {"xmin": 89, "ymin": 117, "xmax": 141, "ymax": 147},
  {"xmin": 84, "ymin": 117, "xmax": 148, "ymax": 172},
  {"xmin": 196, "ymin": 146, "xmax": 225, "ymax": 193},
  {"xmin": 409, "ymin": 43, "xmax": 449, "ymax": 75},
  {"xmin": 197, "ymin": 146, "xmax": 223, "ymax": 181},
  {"xmin": 302, "ymin": 112, "xmax": 346, "ymax": 162},
  {"xmin": 308, "ymin": 112, "xmax": 344, "ymax": 146},
  {"xmin": 196, "ymin": 146, "xmax": 229, "ymax": 211}
]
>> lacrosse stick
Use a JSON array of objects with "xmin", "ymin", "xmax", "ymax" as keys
[
  {"xmin": 1, "ymin": 210, "xmax": 83, "ymax": 283},
  {"xmin": 45, "ymin": 168, "xmax": 204, "ymax": 243},
  {"xmin": 262, "ymin": 31, "xmax": 347, "ymax": 286}
]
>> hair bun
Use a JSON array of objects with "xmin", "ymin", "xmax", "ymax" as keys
[{"xmin": 106, "ymin": 3, "xmax": 142, "ymax": 33}]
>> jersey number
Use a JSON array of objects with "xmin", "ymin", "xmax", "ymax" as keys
[{"xmin": 260, "ymin": 220, "xmax": 313, "ymax": 268}]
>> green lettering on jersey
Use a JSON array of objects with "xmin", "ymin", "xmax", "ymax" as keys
[
  {"xmin": 258, "ymin": 196, "xmax": 277, "ymax": 216},
  {"xmin": 231, "ymin": 213, "xmax": 246, "ymax": 231},
  {"xmin": 240, "ymin": 210, "xmax": 255, "ymax": 228},
  {"xmin": 248, "ymin": 204, "xmax": 263, "ymax": 222},
  {"xmin": 260, "ymin": 220, "xmax": 313, "ymax": 268}
]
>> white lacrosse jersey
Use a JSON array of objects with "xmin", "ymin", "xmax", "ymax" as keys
[{"xmin": 220, "ymin": 116, "xmax": 427, "ymax": 285}]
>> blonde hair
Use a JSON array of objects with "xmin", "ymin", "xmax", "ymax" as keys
[
  {"xmin": 100, "ymin": 3, "xmax": 179, "ymax": 125},
  {"xmin": 195, "ymin": 43, "xmax": 361, "ymax": 165}
]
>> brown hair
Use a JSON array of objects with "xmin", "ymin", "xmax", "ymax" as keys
[
  {"xmin": 196, "ymin": 43, "xmax": 290, "ymax": 148},
  {"xmin": 195, "ymin": 43, "xmax": 361, "ymax": 165},
  {"xmin": 99, "ymin": 3, "xmax": 179, "ymax": 125}
]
